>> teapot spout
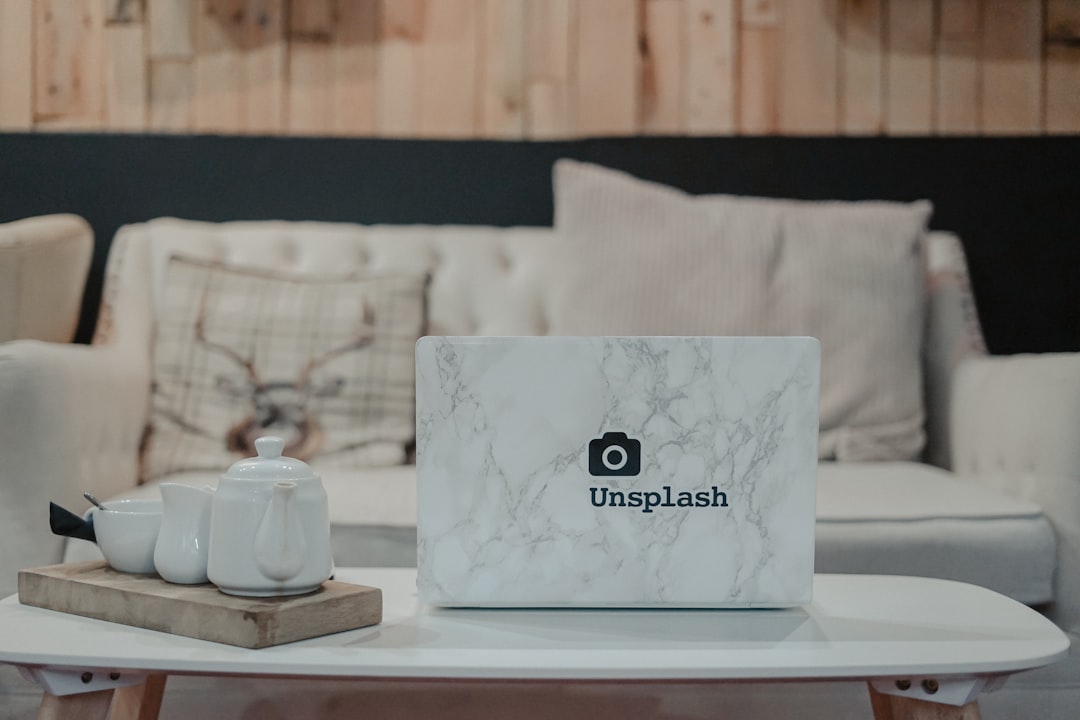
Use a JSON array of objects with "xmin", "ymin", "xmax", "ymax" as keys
[{"xmin": 253, "ymin": 481, "xmax": 307, "ymax": 582}]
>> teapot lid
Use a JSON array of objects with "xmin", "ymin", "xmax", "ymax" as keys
[{"xmin": 223, "ymin": 436, "xmax": 318, "ymax": 481}]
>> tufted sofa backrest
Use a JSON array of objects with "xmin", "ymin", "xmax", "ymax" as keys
[
  {"xmin": 96, "ymin": 219, "xmax": 555, "ymax": 348},
  {"xmin": 96, "ymin": 217, "xmax": 986, "ymax": 468}
]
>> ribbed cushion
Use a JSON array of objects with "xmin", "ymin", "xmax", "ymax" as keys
[
  {"xmin": 816, "ymin": 462, "xmax": 1056, "ymax": 604},
  {"xmin": 548, "ymin": 160, "xmax": 932, "ymax": 462}
]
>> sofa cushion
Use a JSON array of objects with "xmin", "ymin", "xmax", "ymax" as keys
[
  {"xmin": 145, "ymin": 255, "xmax": 428, "ymax": 479},
  {"xmin": 816, "ymin": 461, "xmax": 1056, "ymax": 604},
  {"xmin": 549, "ymin": 159, "xmax": 931, "ymax": 462}
]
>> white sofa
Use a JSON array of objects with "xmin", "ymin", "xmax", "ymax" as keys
[{"xmin": 2, "ymin": 213, "xmax": 1078, "ymax": 719}]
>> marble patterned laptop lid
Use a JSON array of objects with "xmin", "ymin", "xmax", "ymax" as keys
[{"xmin": 415, "ymin": 336, "xmax": 820, "ymax": 608}]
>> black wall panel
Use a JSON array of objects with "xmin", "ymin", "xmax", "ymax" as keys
[{"xmin": 0, "ymin": 133, "xmax": 1076, "ymax": 353}]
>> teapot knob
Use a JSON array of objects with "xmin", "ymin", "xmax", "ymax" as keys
[{"xmin": 255, "ymin": 436, "xmax": 285, "ymax": 459}]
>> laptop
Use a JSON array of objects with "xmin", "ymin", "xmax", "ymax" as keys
[{"xmin": 415, "ymin": 336, "xmax": 820, "ymax": 608}]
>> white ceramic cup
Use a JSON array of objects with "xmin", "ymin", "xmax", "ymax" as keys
[{"xmin": 91, "ymin": 499, "xmax": 164, "ymax": 574}]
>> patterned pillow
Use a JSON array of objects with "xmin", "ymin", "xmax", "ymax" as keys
[
  {"xmin": 145, "ymin": 256, "xmax": 429, "ymax": 480},
  {"xmin": 550, "ymin": 159, "xmax": 932, "ymax": 462}
]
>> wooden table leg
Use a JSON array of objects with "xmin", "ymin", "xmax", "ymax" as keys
[
  {"xmin": 37, "ymin": 689, "xmax": 114, "ymax": 720},
  {"xmin": 109, "ymin": 674, "xmax": 168, "ymax": 720},
  {"xmin": 868, "ymin": 684, "xmax": 982, "ymax": 720}
]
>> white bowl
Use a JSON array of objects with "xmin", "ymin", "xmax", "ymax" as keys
[{"xmin": 91, "ymin": 499, "xmax": 163, "ymax": 574}]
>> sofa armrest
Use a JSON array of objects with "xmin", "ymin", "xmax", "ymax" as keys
[
  {"xmin": 0, "ymin": 339, "xmax": 149, "ymax": 597},
  {"xmin": 951, "ymin": 353, "xmax": 1080, "ymax": 632}
]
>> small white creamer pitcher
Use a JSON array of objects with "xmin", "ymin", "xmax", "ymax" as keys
[{"xmin": 154, "ymin": 483, "xmax": 214, "ymax": 584}]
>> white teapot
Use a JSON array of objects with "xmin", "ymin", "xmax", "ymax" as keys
[{"xmin": 207, "ymin": 436, "xmax": 334, "ymax": 596}]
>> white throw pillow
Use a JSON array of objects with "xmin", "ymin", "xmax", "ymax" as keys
[
  {"xmin": 549, "ymin": 159, "xmax": 932, "ymax": 462},
  {"xmin": 146, "ymin": 256, "xmax": 429, "ymax": 480}
]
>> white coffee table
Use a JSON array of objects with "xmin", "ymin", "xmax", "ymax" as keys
[{"xmin": 0, "ymin": 568, "xmax": 1068, "ymax": 720}]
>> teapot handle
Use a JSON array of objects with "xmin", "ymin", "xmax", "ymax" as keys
[{"xmin": 253, "ymin": 482, "xmax": 307, "ymax": 582}]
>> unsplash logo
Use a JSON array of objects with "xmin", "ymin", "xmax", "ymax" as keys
[
  {"xmin": 587, "ymin": 431, "xmax": 730, "ymax": 513},
  {"xmin": 588, "ymin": 432, "xmax": 641, "ymax": 476}
]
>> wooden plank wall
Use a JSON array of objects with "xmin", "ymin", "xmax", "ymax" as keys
[{"xmin": 1, "ymin": 0, "xmax": 1077, "ymax": 135}]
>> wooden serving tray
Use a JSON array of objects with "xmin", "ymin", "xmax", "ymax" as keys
[{"xmin": 18, "ymin": 561, "xmax": 382, "ymax": 649}]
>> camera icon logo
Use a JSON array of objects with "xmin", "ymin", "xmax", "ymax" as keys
[{"xmin": 588, "ymin": 432, "xmax": 641, "ymax": 477}]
